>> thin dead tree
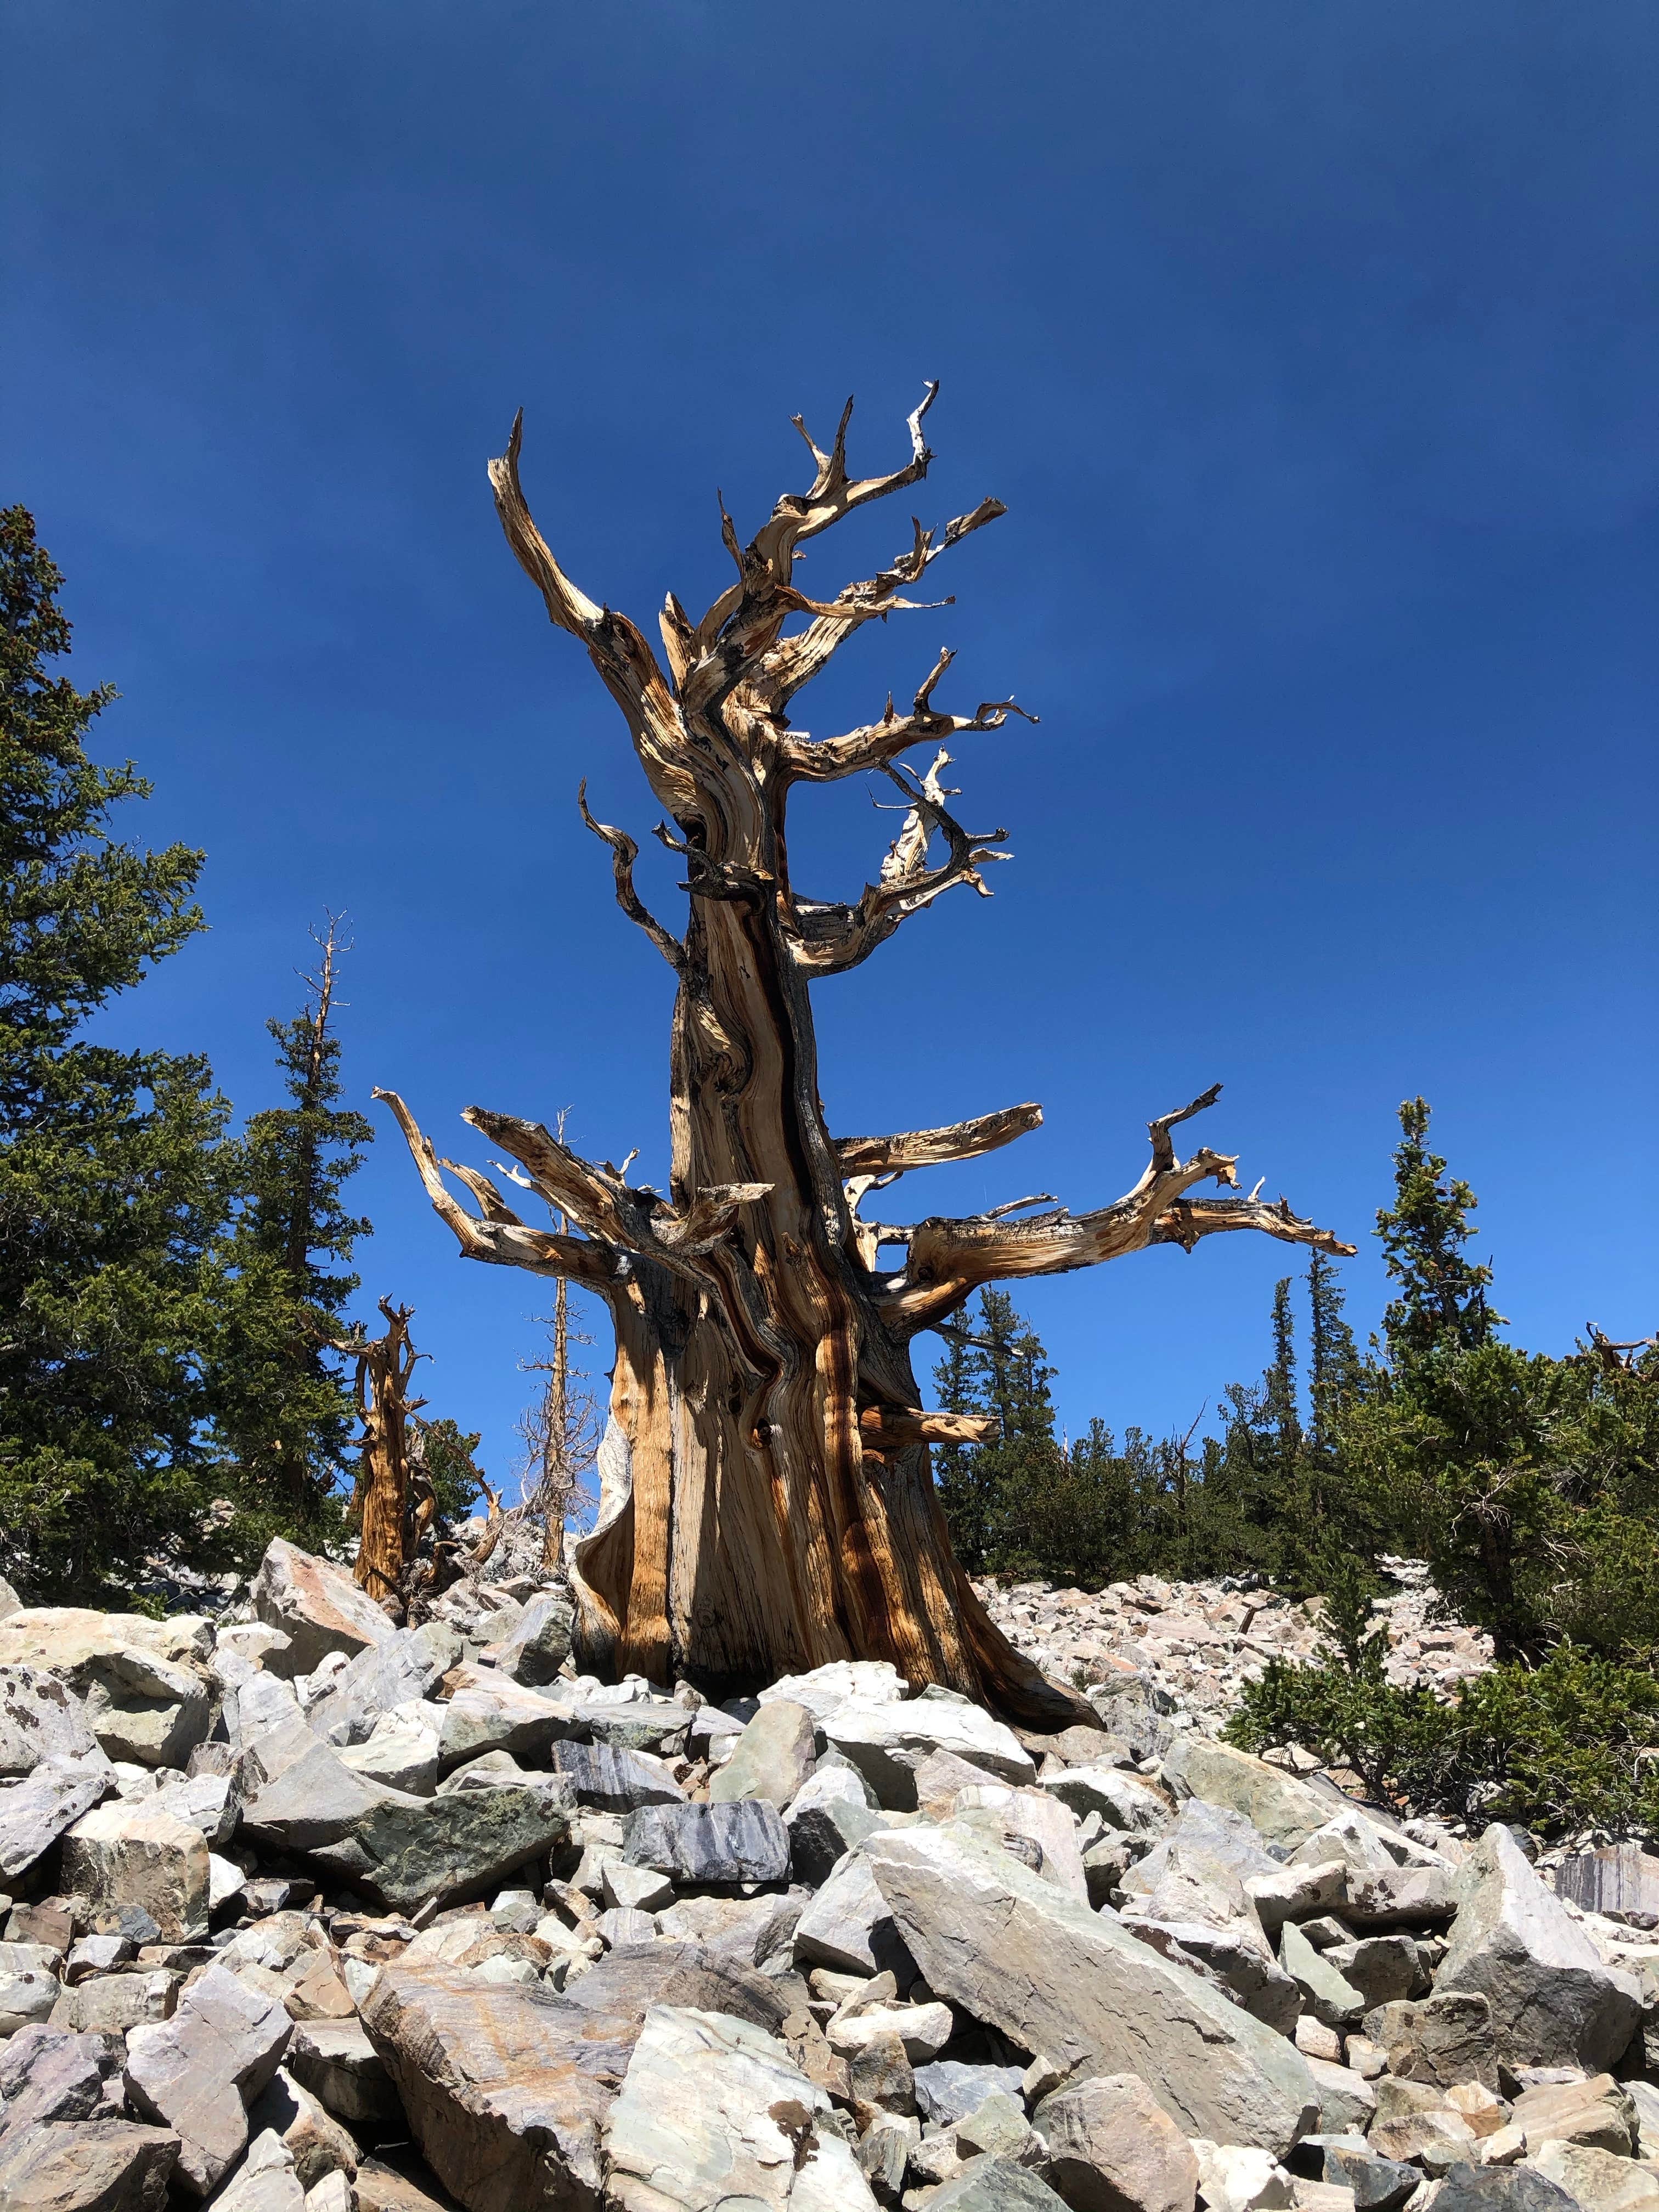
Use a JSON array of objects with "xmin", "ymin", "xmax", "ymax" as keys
[
  {"xmin": 506, "ymin": 1112, "xmax": 601, "ymax": 1566},
  {"xmin": 341, "ymin": 1297, "xmax": 426, "ymax": 1606},
  {"xmin": 378, "ymin": 387, "xmax": 1355, "ymax": 1718}
]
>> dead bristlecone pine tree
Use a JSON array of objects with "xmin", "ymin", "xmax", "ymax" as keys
[{"xmin": 377, "ymin": 385, "xmax": 1355, "ymax": 1719}]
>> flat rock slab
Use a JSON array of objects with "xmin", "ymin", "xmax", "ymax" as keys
[
  {"xmin": 605, "ymin": 2001, "xmax": 878, "ymax": 2210},
  {"xmin": 793, "ymin": 1848, "xmax": 917, "ymax": 1980},
  {"xmin": 1161, "ymin": 1735, "xmax": 1339, "ymax": 1852},
  {"xmin": 821, "ymin": 1696, "xmax": 1035, "ymax": 1808},
  {"xmin": 1436, "ymin": 1824, "xmax": 1642, "ymax": 2070},
  {"xmin": 360, "ymin": 1946, "xmax": 787, "ymax": 2212},
  {"xmin": 1555, "ymin": 1844, "xmax": 1659, "ymax": 1926},
  {"xmin": 252, "ymin": 1539, "xmax": 398, "ymax": 1678},
  {"xmin": 868, "ymin": 1821, "xmax": 1319, "ymax": 2157},
  {"xmin": 0, "ymin": 1662, "xmax": 101, "ymax": 1775},
  {"xmin": 0, "ymin": 2117, "xmax": 180, "ymax": 2211},
  {"xmin": 436, "ymin": 1666, "xmax": 575, "ymax": 1775},
  {"xmin": 621, "ymin": 1799, "xmax": 789, "ymax": 1884},
  {"xmin": 0, "ymin": 1748, "xmax": 113, "ymax": 1881}
]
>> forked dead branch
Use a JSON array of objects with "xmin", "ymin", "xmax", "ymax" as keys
[{"xmin": 377, "ymin": 387, "xmax": 1353, "ymax": 1719}]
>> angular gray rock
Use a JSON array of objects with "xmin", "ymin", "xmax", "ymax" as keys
[
  {"xmin": 0, "ymin": 2021, "xmax": 114, "ymax": 2130},
  {"xmin": 793, "ymin": 1848, "xmax": 916, "ymax": 1980},
  {"xmin": 821, "ymin": 1696, "xmax": 1035, "ymax": 1807},
  {"xmin": 0, "ymin": 1609, "xmax": 211, "ymax": 1768},
  {"xmin": 1530, "ymin": 2139, "xmax": 1659, "ymax": 2212},
  {"xmin": 868, "ymin": 1821, "xmax": 1319, "ymax": 2156},
  {"xmin": 306, "ymin": 1623, "xmax": 461, "ymax": 1748},
  {"xmin": 0, "ymin": 1748, "xmax": 112, "ymax": 1879},
  {"xmin": 1160, "ymin": 1735, "xmax": 1338, "ymax": 1852},
  {"xmin": 550, "ymin": 1739, "xmax": 685, "ymax": 1812},
  {"xmin": 782, "ymin": 1765, "xmax": 881, "ymax": 1886},
  {"xmin": 1035, "ymin": 2069, "xmax": 1201, "ymax": 2212},
  {"xmin": 1436, "ymin": 1823, "xmax": 1643, "ymax": 2069},
  {"xmin": 1555, "ymin": 1843, "xmax": 1659, "ymax": 1926},
  {"xmin": 0, "ymin": 1662, "xmax": 101, "ymax": 1774},
  {"xmin": 478, "ymin": 1589, "xmax": 574, "ymax": 1686},
  {"xmin": 928, "ymin": 2157, "xmax": 1071, "ymax": 2210},
  {"xmin": 604, "ymin": 2001, "xmax": 878, "ymax": 2210},
  {"xmin": 914, "ymin": 2059, "xmax": 1028, "ymax": 2126},
  {"xmin": 0, "ymin": 2116, "xmax": 180, "ymax": 2211},
  {"xmin": 210, "ymin": 2129, "xmax": 307, "ymax": 2212},
  {"xmin": 1282, "ymin": 1919, "xmax": 1366, "ymax": 2029},
  {"xmin": 251, "ymin": 1540, "xmax": 397, "ymax": 1678},
  {"xmin": 435, "ymin": 1666, "xmax": 574, "ymax": 1774},
  {"xmin": 123, "ymin": 1962, "xmax": 292, "ymax": 2196},
  {"xmin": 708, "ymin": 1698, "xmax": 815, "ymax": 1808},
  {"xmin": 286, "ymin": 2019, "xmax": 399, "ymax": 2130},
  {"xmin": 621, "ymin": 1799, "xmax": 789, "ymax": 1884},
  {"xmin": 1430, "ymin": 2166, "xmax": 1579, "ymax": 2212},
  {"xmin": 61, "ymin": 1800, "xmax": 211, "ymax": 1944},
  {"xmin": 246, "ymin": 2068, "xmax": 361, "ymax": 2191},
  {"xmin": 1322, "ymin": 2147, "xmax": 1419, "ymax": 2212},
  {"xmin": 759, "ymin": 1659, "xmax": 908, "ymax": 1723}
]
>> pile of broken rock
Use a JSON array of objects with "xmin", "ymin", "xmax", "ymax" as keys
[{"xmin": 3, "ymin": 1541, "xmax": 1659, "ymax": 2212}]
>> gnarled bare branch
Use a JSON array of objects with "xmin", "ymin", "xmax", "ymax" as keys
[
  {"xmin": 860, "ymin": 1405, "xmax": 1000, "ymax": 1449},
  {"xmin": 834, "ymin": 1100, "xmax": 1044, "ymax": 1178},
  {"xmin": 879, "ymin": 1086, "xmax": 1355, "ymax": 1331},
  {"xmin": 577, "ymin": 781, "xmax": 685, "ymax": 972},
  {"xmin": 782, "ymin": 646, "xmax": 1037, "ymax": 784},
  {"xmin": 785, "ymin": 749, "xmax": 1010, "ymax": 975},
  {"xmin": 373, "ymin": 1090, "xmax": 625, "ymax": 1288}
]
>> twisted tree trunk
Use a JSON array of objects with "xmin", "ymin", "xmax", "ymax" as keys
[
  {"xmin": 379, "ymin": 389, "xmax": 1353, "ymax": 1720},
  {"xmin": 345, "ymin": 1297, "xmax": 424, "ymax": 1607}
]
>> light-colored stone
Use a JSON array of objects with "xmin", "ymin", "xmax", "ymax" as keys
[
  {"xmin": 1362, "ymin": 1993, "xmax": 1498, "ymax": 2090},
  {"xmin": 0, "ymin": 1662, "xmax": 102, "ymax": 1774},
  {"xmin": 822, "ymin": 1696, "xmax": 1035, "ymax": 1807},
  {"xmin": 1162, "ymin": 1736, "xmax": 1339, "ymax": 1852},
  {"xmin": 1283, "ymin": 1920, "xmax": 1367, "ymax": 2029},
  {"xmin": 782, "ymin": 1764, "xmax": 881, "ymax": 1886},
  {"xmin": 1304, "ymin": 2058, "xmax": 1377, "ymax": 2137},
  {"xmin": 709, "ymin": 1698, "xmax": 815, "ymax": 1809},
  {"xmin": 479, "ymin": 1589, "xmax": 574, "ymax": 1686},
  {"xmin": 759, "ymin": 1659, "xmax": 908, "ymax": 1722},
  {"xmin": 62, "ymin": 1800, "xmax": 210, "ymax": 1942},
  {"xmin": 247, "ymin": 2067, "xmax": 361, "ymax": 2192},
  {"xmin": 307, "ymin": 1622, "xmax": 461, "ymax": 1748},
  {"xmin": 869, "ymin": 1821, "xmax": 1319, "ymax": 2155},
  {"xmin": 0, "ymin": 2115, "xmax": 180, "ymax": 2212},
  {"xmin": 1530, "ymin": 2140, "xmax": 1659, "ymax": 2212},
  {"xmin": 1436, "ymin": 1825, "xmax": 1643, "ymax": 2071},
  {"xmin": 0, "ymin": 1609, "xmax": 211, "ymax": 1768},
  {"xmin": 793, "ymin": 1848, "xmax": 915, "ymax": 1980},
  {"xmin": 251, "ymin": 1540, "xmax": 398, "ymax": 1678},
  {"xmin": 436, "ymin": 1664, "xmax": 574, "ymax": 1774},
  {"xmin": 606, "ymin": 2002, "xmax": 878, "ymax": 2210},
  {"xmin": 123, "ymin": 1962, "xmax": 294, "ymax": 2197},
  {"xmin": 827, "ymin": 1999, "xmax": 953, "ymax": 2063},
  {"xmin": 1035, "ymin": 2069, "xmax": 1201, "ymax": 2212},
  {"xmin": 340, "ymin": 1725, "xmax": 439, "ymax": 1797},
  {"xmin": 213, "ymin": 2128, "xmax": 307, "ymax": 2212},
  {"xmin": 1041, "ymin": 1763, "xmax": 1170, "ymax": 1835},
  {"xmin": 49, "ymin": 1965, "xmax": 178, "ymax": 2034},
  {"xmin": 1189, "ymin": 2140, "xmax": 1295, "ymax": 2212},
  {"xmin": 1247, "ymin": 1861, "xmax": 1348, "ymax": 1938},
  {"xmin": 1512, "ymin": 2074, "xmax": 1636, "ymax": 2155},
  {"xmin": 954, "ymin": 1782, "xmax": 1089, "ymax": 1900}
]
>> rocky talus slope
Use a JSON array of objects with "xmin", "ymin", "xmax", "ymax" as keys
[{"xmin": 1, "ymin": 1543, "xmax": 1657, "ymax": 2212}]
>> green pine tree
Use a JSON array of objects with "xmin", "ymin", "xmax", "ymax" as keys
[
  {"xmin": 209, "ymin": 919, "xmax": 374, "ymax": 1556},
  {"xmin": 0, "ymin": 507, "xmax": 231, "ymax": 1600},
  {"xmin": 1307, "ymin": 1248, "xmax": 1361, "ymax": 1457},
  {"xmin": 1378, "ymin": 1097, "xmax": 1503, "ymax": 1363}
]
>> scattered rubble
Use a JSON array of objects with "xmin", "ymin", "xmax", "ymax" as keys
[{"xmin": 0, "ymin": 1546, "xmax": 1655, "ymax": 2211}]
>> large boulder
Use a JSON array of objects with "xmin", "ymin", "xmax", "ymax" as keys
[
  {"xmin": 708, "ymin": 1699, "xmax": 815, "ymax": 1809},
  {"xmin": 0, "ymin": 1748, "xmax": 112, "ymax": 1880},
  {"xmin": 758, "ymin": 1660, "xmax": 909, "ymax": 1723},
  {"xmin": 822, "ymin": 1693, "xmax": 1035, "ymax": 1807},
  {"xmin": 605, "ymin": 2002, "xmax": 878, "ymax": 2210},
  {"xmin": 0, "ymin": 1610, "xmax": 211, "ymax": 1767},
  {"xmin": 1160, "ymin": 1735, "xmax": 1339, "ymax": 1852},
  {"xmin": 359, "ymin": 1946, "xmax": 787, "ymax": 2212},
  {"xmin": 794, "ymin": 1848, "xmax": 917, "ymax": 1980},
  {"xmin": 251, "ymin": 1540, "xmax": 397, "ymax": 1678},
  {"xmin": 479, "ymin": 1590, "xmax": 575, "ymax": 1687},
  {"xmin": 61, "ymin": 1799, "xmax": 211, "ymax": 1943},
  {"xmin": 0, "ymin": 1663, "xmax": 102, "ymax": 1774},
  {"xmin": 782, "ymin": 1765, "xmax": 882, "ymax": 1886},
  {"xmin": 1436, "ymin": 1824, "xmax": 1643, "ymax": 2069},
  {"xmin": 436, "ymin": 1666, "xmax": 576, "ymax": 1775},
  {"xmin": 242, "ymin": 1735, "xmax": 569, "ymax": 1914},
  {"xmin": 621, "ymin": 1800, "xmax": 790, "ymax": 1885},
  {"xmin": 867, "ymin": 1821, "xmax": 1319, "ymax": 2156},
  {"xmin": 123, "ymin": 1963, "xmax": 292, "ymax": 2197},
  {"xmin": 0, "ymin": 2117, "xmax": 180, "ymax": 2211},
  {"xmin": 306, "ymin": 1623, "xmax": 462, "ymax": 1748},
  {"xmin": 1035, "ymin": 2070, "xmax": 1201, "ymax": 2212}
]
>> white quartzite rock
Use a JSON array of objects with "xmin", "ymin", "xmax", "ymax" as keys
[
  {"xmin": 1161, "ymin": 1735, "xmax": 1339, "ymax": 1853},
  {"xmin": 1436, "ymin": 1824, "xmax": 1643, "ymax": 2070},
  {"xmin": 604, "ymin": 2001, "xmax": 878, "ymax": 2211},
  {"xmin": 708, "ymin": 1698, "xmax": 815, "ymax": 1808},
  {"xmin": 867, "ymin": 1821, "xmax": 1319, "ymax": 2157},
  {"xmin": 821, "ymin": 1695, "xmax": 1035, "ymax": 1807}
]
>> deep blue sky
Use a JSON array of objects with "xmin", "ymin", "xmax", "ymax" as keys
[{"xmin": 4, "ymin": 4, "xmax": 1655, "ymax": 1485}]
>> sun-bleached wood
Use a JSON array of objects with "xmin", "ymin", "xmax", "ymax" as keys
[{"xmin": 377, "ymin": 391, "xmax": 1353, "ymax": 1719}]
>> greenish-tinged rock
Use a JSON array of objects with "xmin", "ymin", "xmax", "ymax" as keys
[
  {"xmin": 1160, "ymin": 1735, "xmax": 1338, "ymax": 1852},
  {"xmin": 709, "ymin": 1699, "xmax": 815, "ymax": 1808}
]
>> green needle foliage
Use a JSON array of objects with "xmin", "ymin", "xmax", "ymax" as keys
[
  {"xmin": 207, "ymin": 919, "xmax": 374, "ymax": 1561},
  {"xmin": 0, "ymin": 506, "xmax": 230, "ymax": 1600}
]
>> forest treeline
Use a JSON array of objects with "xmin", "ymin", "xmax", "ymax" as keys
[{"xmin": 0, "ymin": 507, "xmax": 484, "ymax": 1601}]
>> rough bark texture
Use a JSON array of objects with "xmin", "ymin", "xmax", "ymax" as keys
[
  {"xmin": 345, "ymin": 1299, "xmax": 424, "ymax": 1606},
  {"xmin": 377, "ymin": 390, "xmax": 1354, "ymax": 1720}
]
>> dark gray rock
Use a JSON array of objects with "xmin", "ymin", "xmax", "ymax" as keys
[
  {"xmin": 621, "ymin": 1799, "xmax": 789, "ymax": 1884},
  {"xmin": 1323, "ymin": 2146, "xmax": 1421, "ymax": 2211},
  {"xmin": 1324, "ymin": 1934, "xmax": 1419, "ymax": 2010},
  {"xmin": 1431, "ymin": 2163, "xmax": 1580, "ymax": 2212},
  {"xmin": 927, "ymin": 2154, "xmax": 1069, "ymax": 2209},
  {"xmin": 783, "ymin": 1767, "xmax": 882, "ymax": 1886},
  {"xmin": 551, "ymin": 1739, "xmax": 685, "ymax": 1812},
  {"xmin": 573, "ymin": 1701, "xmax": 690, "ymax": 1758},
  {"xmin": 913, "ymin": 2059, "xmax": 1028, "ymax": 2127}
]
